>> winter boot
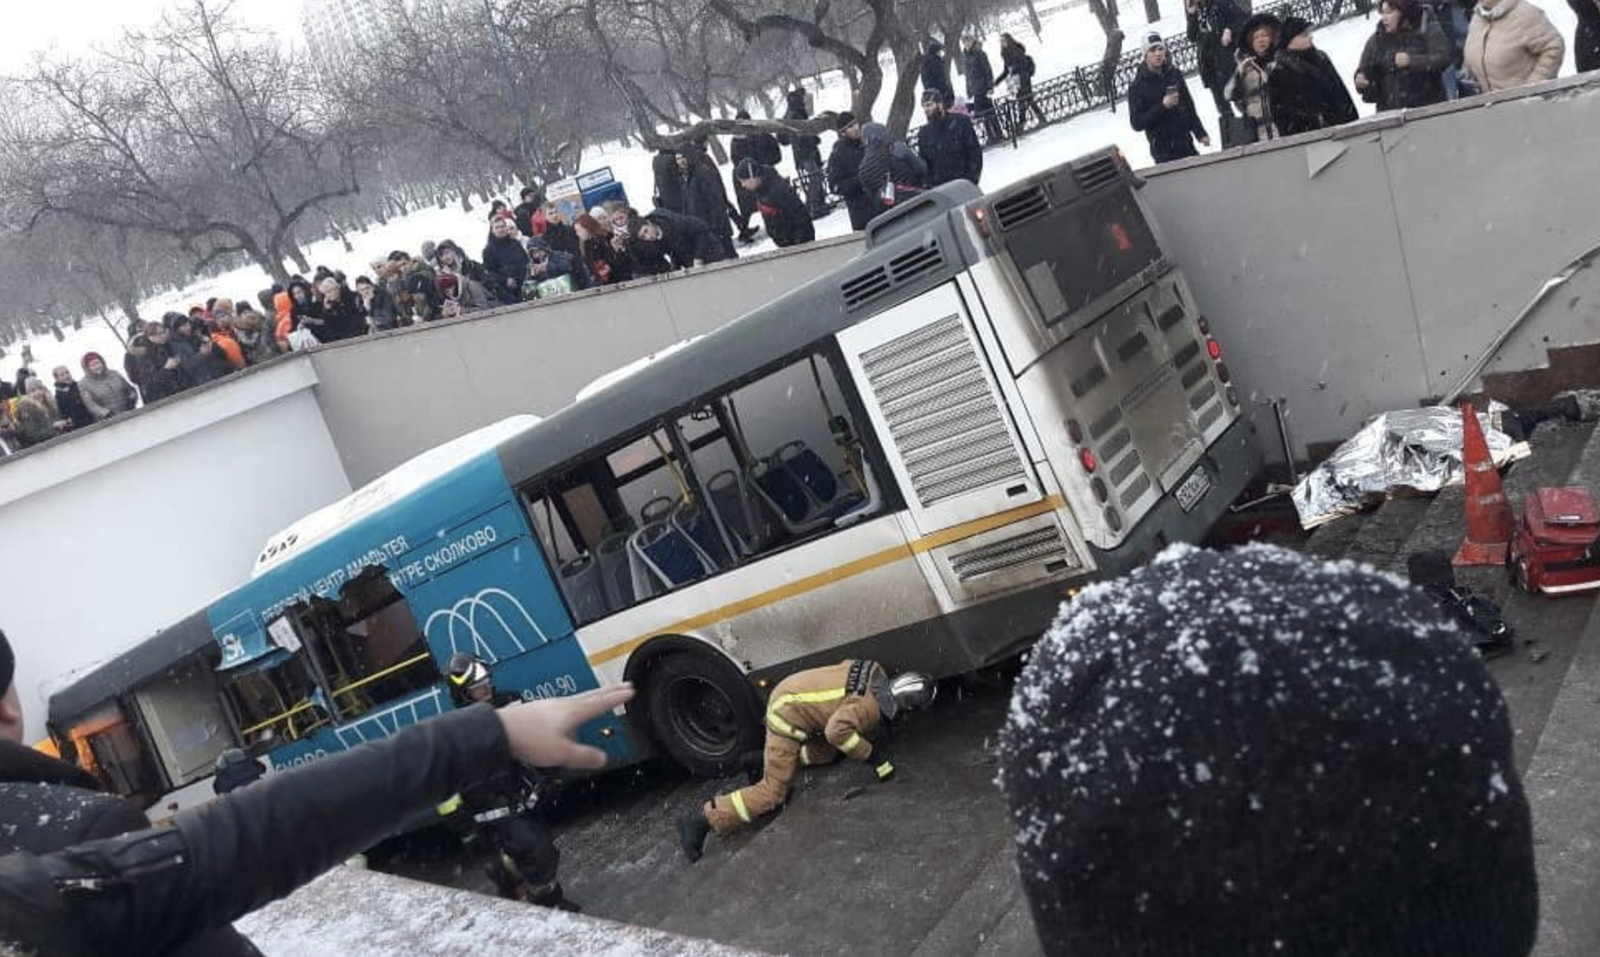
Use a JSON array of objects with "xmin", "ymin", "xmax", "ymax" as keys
[
  {"xmin": 678, "ymin": 812, "xmax": 712, "ymax": 863},
  {"xmin": 525, "ymin": 881, "xmax": 582, "ymax": 913}
]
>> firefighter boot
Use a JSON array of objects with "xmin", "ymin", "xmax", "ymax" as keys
[
  {"xmin": 526, "ymin": 881, "xmax": 582, "ymax": 913},
  {"xmin": 679, "ymin": 812, "xmax": 712, "ymax": 863}
]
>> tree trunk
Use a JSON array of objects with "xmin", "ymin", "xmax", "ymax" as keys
[
  {"xmin": 855, "ymin": 60, "xmax": 885, "ymax": 119},
  {"xmin": 1023, "ymin": 0, "xmax": 1044, "ymax": 39},
  {"xmin": 884, "ymin": 42, "xmax": 925, "ymax": 138},
  {"xmin": 249, "ymin": 238, "xmax": 291, "ymax": 287},
  {"xmin": 284, "ymin": 242, "xmax": 312, "ymax": 276}
]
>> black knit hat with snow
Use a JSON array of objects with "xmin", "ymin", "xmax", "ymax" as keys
[{"xmin": 999, "ymin": 544, "xmax": 1536, "ymax": 957}]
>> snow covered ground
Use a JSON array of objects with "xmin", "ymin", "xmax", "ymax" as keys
[{"xmin": 3, "ymin": 0, "xmax": 1583, "ymax": 385}]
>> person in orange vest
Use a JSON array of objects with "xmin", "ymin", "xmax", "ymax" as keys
[{"xmin": 678, "ymin": 659, "xmax": 934, "ymax": 862}]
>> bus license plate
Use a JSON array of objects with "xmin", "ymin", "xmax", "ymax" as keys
[{"xmin": 1175, "ymin": 467, "xmax": 1211, "ymax": 513}]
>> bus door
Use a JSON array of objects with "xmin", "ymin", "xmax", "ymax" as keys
[{"xmin": 836, "ymin": 282, "xmax": 1082, "ymax": 608}]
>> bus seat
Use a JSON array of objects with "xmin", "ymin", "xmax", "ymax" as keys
[
  {"xmin": 630, "ymin": 519, "xmax": 714, "ymax": 590},
  {"xmin": 750, "ymin": 458, "xmax": 815, "ymax": 527},
  {"xmin": 597, "ymin": 530, "xmax": 636, "ymax": 611},
  {"xmin": 559, "ymin": 553, "xmax": 609, "ymax": 623},
  {"xmin": 673, "ymin": 497, "xmax": 730, "ymax": 568},
  {"xmin": 776, "ymin": 441, "xmax": 864, "ymax": 514},
  {"xmin": 640, "ymin": 495, "xmax": 676, "ymax": 526},
  {"xmin": 707, "ymin": 469, "xmax": 775, "ymax": 556}
]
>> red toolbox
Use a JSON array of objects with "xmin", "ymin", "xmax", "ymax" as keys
[{"xmin": 1510, "ymin": 486, "xmax": 1600, "ymax": 595}]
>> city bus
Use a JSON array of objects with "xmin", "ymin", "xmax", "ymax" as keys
[{"xmin": 47, "ymin": 146, "xmax": 1261, "ymax": 817}]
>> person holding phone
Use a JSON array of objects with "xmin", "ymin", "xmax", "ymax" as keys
[{"xmin": 1128, "ymin": 33, "xmax": 1212, "ymax": 164}]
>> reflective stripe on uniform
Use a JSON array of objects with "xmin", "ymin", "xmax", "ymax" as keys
[
  {"xmin": 731, "ymin": 790, "xmax": 752, "ymax": 823},
  {"xmin": 839, "ymin": 732, "xmax": 865, "ymax": 755},
  {"xmin": 767, "ymin": 687, "xmax": 849, "ymax": 741},
  {"xmin": 799, "ymin": 744, "xmax": 811, "ymax": 766},
  {"xmin": 436, "ymin": 793, "xmax": 464, "ymax": 816}
]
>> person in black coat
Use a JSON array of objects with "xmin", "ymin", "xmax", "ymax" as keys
[
  {"xmin": 677, "ymin": 144, "xmax": 738, "ymax": 262},
  {"xmin": 652, "ymin": 147, "xmax": 686, "ymax": 213},
  {"xmin": 921, "ymin": 38, "xmax": 955, "ymax": 108},
  {"xmin": 1269, "ymin": 18, "xmax": 1360, "ymax": 136},
  {"xmin": 512, "ymin": 186, "xmax": 542, "ymax": 237},
  {"xmin": 734, "ymin": 160, "xmax": 815, "ymax": 248},
  {"xmin": 0, "ymin": 628, "xmax": 261, "ymax": 957},
  {"xmin": 781, "ymin": 89, "xmax": 828, "ymax": 217},
  {"xmin": 637, "ymin": 208, "xmax": 716, "ymax": 269},
  {"xmin": 916, "ymin": 91, "xmax": 983, "ymax": 187},
  {"xmin": 314, "ymin": 278, "xmax": 368, "ymax": 342},
  {"xmin": 1128, "ymin": 34, "xmax": 1212, "ymax": 163},
  {"xmin": 482, "ymin": 216, "xmax": 532, "ymax": 304},
  {"xmin": 1354, "ymin": 0, "xmax": 1453, "ymax": 111},
  {"xmin": 51, "ymin": 366, "xmax": 96, "ymax": 428},
  {"xmin": 0, "ymin": 682, "xmax": 632, "ymax": 957},
  {"xmin": 1570, "ymin": 0, "xmax": 1600, "ymax": 71},
  {"xmin": 995, "ymin": 33, "xmax": 1048, "ymax": 130},
  {"xmin": 963, "ymin": 36, "xmax": 1004, "ymax": 142},
  {"xmin": 729, "ymin": 110, "xmax": 783, "ymax": 239},
  {"xmin": 826, "ymin": 112, "xmax": 876, "ymax": 231},
  {"xmin": 1187, "ymin": 0, "xmax": 1250, "ymax": 122},
  {"xmin": 125, "ymin": 323, "xmax": 195, "ymax": 404}
]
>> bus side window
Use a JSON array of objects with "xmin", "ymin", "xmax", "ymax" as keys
[
  {"xmin": 684, "ymin": 352, "xmax": 878, "ymax": 559},
  {"xmin": 318, "ymin": 568, "xmax": 440, "ymax": 718}
]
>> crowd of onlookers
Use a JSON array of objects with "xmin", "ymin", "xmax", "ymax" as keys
[{"xmin": 1132, "ymin": 0, "xmax": 1582, "ymax": 162}]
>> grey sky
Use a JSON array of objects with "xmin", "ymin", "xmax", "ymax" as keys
[{"xmin": 3, "ymin": 0, "xmax": 302, "ymax": 70}]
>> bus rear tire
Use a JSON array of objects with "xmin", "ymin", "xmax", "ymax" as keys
[{"xmin": 643, "ymin": 651, "xmax": 762, "ymax": 777}]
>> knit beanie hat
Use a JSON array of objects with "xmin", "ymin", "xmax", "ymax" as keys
[
  {"xmin": 1142, "ymin": 30, "xmax": 1165, "ymax": 52},
  {"xmin": 999, "ymin": 543, "xmax": 1536, "ymax": 957},
  {"xmin": 0, "ymin": 628, "xmax": 13, "ymax": 694},
  {"xmin": 1280, "ymin": 16, "xmax": 1312, "ymax": 44}
]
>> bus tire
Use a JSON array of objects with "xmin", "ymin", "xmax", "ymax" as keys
[{"xmin": 643, "ymin": 651, "xmax": 763, "ymax": 777}]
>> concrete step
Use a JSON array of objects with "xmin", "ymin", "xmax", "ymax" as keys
[
  {"xmin": 1302, "ymin": 509, "xmax": 1368, "ymax": 562},
  {"xmin": 1341, "ymin": 495, "xmax": 1433, "ymax": 576},
  {"xmin": 1527, "ymin": 596, "xmax": 1600, "ymax": 957}
]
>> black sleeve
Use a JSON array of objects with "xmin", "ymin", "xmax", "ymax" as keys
[
  {"xmin": 962, "ymin": 120, "xmax": 983, "ymax": 184},
  {"xmin": 36, "ymin": 705, "xmax": 511, "ymax": 957},
  {"xmin": 1129, "ymin": 82, "xmax": 1164, "ymax": 131},
  {"xmin": 1183, "ymin": 84, "xmax": 1209, "ymax": 139},
  {"xmin": 827, "ymin": 146, "xmax": 865, "ymax": 200}
]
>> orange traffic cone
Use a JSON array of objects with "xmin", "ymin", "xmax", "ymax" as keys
[{"xmin": 1453, "ymin": 402, "xmax": 1515, "ymax": 566}]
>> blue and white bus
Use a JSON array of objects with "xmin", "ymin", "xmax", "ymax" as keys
[{"xmin": 48, "ymin": 148, "xmax": 1262, "ymax": 819}]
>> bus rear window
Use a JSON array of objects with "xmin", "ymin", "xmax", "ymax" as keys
[{"xmin": 1014, "ymin": 188, "xmax": 1162, "ymax": 327}]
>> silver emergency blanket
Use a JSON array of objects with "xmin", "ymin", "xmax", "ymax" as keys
[{"xmin": 1292, "ymin": 406, "xmax": 1527, "ymax": 529}]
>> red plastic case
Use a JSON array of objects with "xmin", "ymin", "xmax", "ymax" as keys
[{"xmin": 1511, "ymin": 486, "xmax": 1600, "ymax": 595}]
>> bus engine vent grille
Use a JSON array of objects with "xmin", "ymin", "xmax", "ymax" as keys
[
  {"xmin": 861, "ymin": 314, "xmax": 1029, "ymax": 508},
  {"xmin": 992, "ymin": 186, "xmax": 1050, "ymax": 231},
  {"xmin": 948, "ymin": 525, "xmax": 1074, "ymax": 582},
  {"xmin": 1073, "ymin": 156, "xmax": 1121, "ymax": 194},
  {"xmin": 841, "ymin": 240, "xmax": 946, "ymax": 311}
]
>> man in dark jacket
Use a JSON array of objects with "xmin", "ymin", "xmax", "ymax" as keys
[
  {"xmin": 729, "ymin": 109, "xmax": 783, "ymax": 241},
  {"xmin": 482, "ymin": 216, "xmax": 532, "ymax": 305},
  {"xmin": 637, "ymin": 208, "xmax": 715, "ymax": 270},
  {"xmin": 826, "ymin": 112, "xmax": 876, "ymax": 231},
  {"xmin": 782, "ymin": 89, "xmax": 828, "ymax": 217},
  {"xmin": 1128, "ymin": 33, "xmax": 1212, "ymax": 163},
  {"xmin": 652, "ymin": 147, "xmax": 686, "ymax": 213},
  {"xmin": 735, "ymin": 160, "xmax": 815, "ymax": 248},
  {"xmin": 916, "ymin": 91, "xmax": 984, "ymax": 187},
  {"xmin": 314, "ymin": 278, "xmax": 368, "ymax": 341},
  {"xmin": 676, "ymin": 144, "xmax": 738, "ymax": 263},
  {"xmin": 0, "ymin": 679, "xmax": 632, "ymax": 957},
  {"xmin": 1187, "ymin": 0, "xmax": 1249, "ymax": 125},
  {"xmin": 921, "ymin": 38, "xmax": 955, "ymax": 108},
  {"xmin": 126, "ymin": 322, "xmax": 195, "ymax": 404},
  {"xmin": 0, "ymin": 628, "xmax": 262, "ymax": 956},
  {"xmin": 963, "ymin": 36, "xmax": 1004, "ymax": 142},
  {"xmin": 511, "ymin": 186, "xmax": 542, "ymax": 237}
]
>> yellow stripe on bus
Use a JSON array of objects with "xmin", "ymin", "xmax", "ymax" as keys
[{"xmin": 586, "ymin": 494, "xmax": 1066, "ymax": 667}]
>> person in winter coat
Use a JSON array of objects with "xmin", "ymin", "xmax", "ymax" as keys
[
  {"xmin": 125, "ymin": 323, "xmax": 194, "ymax": 404},
  {"xmin": 1226, "ymin": 13, "xmax": 1284, "ymax": 142},
  {"xmin": 435, "ymin": 239, "xmax": 494, "ymax": 291},
  {"xmin": 7, "ymin": 393, "xmax": 56, "ymax": 448},
  {"xmin": 636, "ymin": 209, "xmax": 715, "ymax": 270},
  {"xmin": 482, "ymin": 217, "xmax": 533, "ymax": 305},
  {"xmin": 963, "ymin": 36, "xmax": 1004, "ymax": 142},
  {"xmin": 0, "ymin": 628, "xmax": 262, "ymax": 956},
  {"xmin": 21, "ymin": 379, "xmax": 63, "ymax": 441},
  {"xmin": 167, "ymin": 314, "xmax": 231, "ymax": 386},
  {"xmin": 0, "ymin": 676, "xmax": 631, "ymax": 957},
  {"xmin": 676, "ymin": 145, "xmax": 738, "ymax": 262},
  {"xmin": 1464, "ymin": 0, "xmax": 1565, "ymax": 91},
  {"xmin": 353, "ymin": 275, "xmax": 398, "ymax": 331},
  {"xmin": 1355, "ymin": 0, "xmax": 1455, "ymax": 110},
  {"xmin": 1187, "ymin": 0, "xmax": 1250, "ymax": 121},
  {"xmin": 1270, "ymin": 18, "xmax": 1361, "ymax": 134},
  {"xmin": 678, "ymin": 660, "xmax": 933, "ymax": 862},
  {"xmin": 652, "ymin": 147, "xmax": 686, "ymax": 214},
  {"xmin": 575, "ymin": 213, "xmax": 633, "ymax": 285},
  {"xmin": 734, "ymin": 159, "xmax": 815, "ymax": 248},
  {"xmin": 856, "ymin": 122, "xmax": 929, "ymax": 210},
  {"xmin": 78, "ymin": 352, "xmax": 137, "ymax": 420},
  {"xmin": 826, "ymin": 112, "xmax": 877, "ymax": 231},
  {"xmin": 917, "ymin": 90, "xmax": 984, "ymax": 187},
  {"xmin": 1570, "ymin": 0, "xmax": 1600, "ymax": 71},
  {"xmin": 781, "ymin": 89, "xmax": 828, "ymax": 218},
  {"xmin": 232, "ymin": 306, "xmax": 279, "ymax": 365},
  {"xmin": 921, "ymin": 38, "xmax": 956, "ymax": 108},
  {"xmin": 995, "ymin": 34, "xmax": 1049, "ymax": 130},
  {"xmin": 512, "ymin": 186, "xmax": 542, "ymax": 237},
  {"xmin": 729, "ymin": 110, "xmax": 783, "ymax": 242},
  {"xmin": 997, "ymin": 545, "xmax": 1537, "ymax": 957},
  {"xmin": 212, "ymin": 749, "xmax": 266, "ymax": 795},
  {"xmin": 525, "ymin": 236, "xmax": 591, "ymax": 291},
  {"xmin": 314, "ymin": 278, "xmax": 368, "ymax": 342},
  {"xmin": 1129, "ymin": 33, "xmax": 1213, "ymax": 163},
  {"xmin": 390, "ymin": 251, "xmax": 445, "ymax": 322},
  {"xmin": 51, "ymin": 366, "xmax": 95, "ymax": 429}
]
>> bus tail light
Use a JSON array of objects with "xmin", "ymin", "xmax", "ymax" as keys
[
  {"xmin": 1080, "ymin": 449, "xmax": 1098, "ymax": 473},
  {"xmin": 1206, "ymin": 339, "xmax": 1222, "ymax": 361}
]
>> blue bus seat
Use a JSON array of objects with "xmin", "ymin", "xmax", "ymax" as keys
[
  {"xmin": 559, "ymin": 553, "xmax": 609, "ymax": 623},
  {"xmin": 630, "ymin": 518, "xmax": 715, "ymax": 590},
  {"xmin": 596, "ymin": 530, "xmax": 636, "ymax": 612},
  {"xmin": 640, "ymin": 495, "xmax": 676, "ymax": 525},
  {"xmin": 706, "ymin": 469, "xmax": 779, "ymax": 556},
  {"xmin": 673, "ymin": 498, "xmax": 731, "ymax": 568},
  {"xmin": 775, "ymin": 441, "xmax": 865, "ymax": 518},
  {"xmin": 749, "ymin": 458, "xmax": 836, "ymax": 537}
]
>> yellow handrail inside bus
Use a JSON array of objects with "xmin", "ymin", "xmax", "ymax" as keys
[
  {"xmin": 241, "ymin": 699, "xmax": 317, "ymax": 739},
  {"xmin": 329, "ymin": 652, "xmax": 432, "ymax": 698}
]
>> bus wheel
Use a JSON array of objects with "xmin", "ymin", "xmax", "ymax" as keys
[{"xmin": 644, "ymin": 652, "xmax": 762, "ymax": 777}]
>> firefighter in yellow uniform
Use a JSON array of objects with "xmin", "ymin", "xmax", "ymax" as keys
[{"xmin": 679, "ymin": 659, "xmax": 934, "ymax": 861}]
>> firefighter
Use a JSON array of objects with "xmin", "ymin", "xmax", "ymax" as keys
[
  {"xmin": 438, "ymin": 653, "xmax": 579, "ymax": 911},
  {"xmin": 678, "ymin": 659, "xmax": 935, "ymax": 862}
]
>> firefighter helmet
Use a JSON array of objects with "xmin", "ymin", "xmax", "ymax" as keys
[
  {"xmin": 889, "ymin": 672, "xmax": 936, "ymax": 712},
  {"xmin": 447, "ymin": 653, "xmax": 493, "ymax": 697}
]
